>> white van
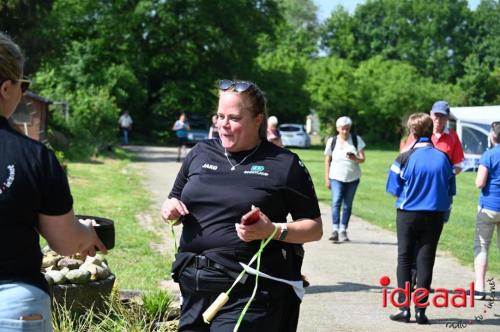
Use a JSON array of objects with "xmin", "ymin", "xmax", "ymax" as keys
[{"xmin": 449, "ymin": 105, "xmax": 500, "ymax": 171}]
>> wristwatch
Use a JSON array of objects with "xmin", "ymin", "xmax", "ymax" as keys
[{"xmin": 278, "ymin": 223, "xmax": 288, "ymax": 241}]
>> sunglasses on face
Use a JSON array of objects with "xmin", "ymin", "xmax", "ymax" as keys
[
  {"xmin": 16, "ymin": 78, "xmax": 31, "ymax": 93},
  {"xmin": 219, "ymin": 79, "xmax": 255, "ymax": 93}
]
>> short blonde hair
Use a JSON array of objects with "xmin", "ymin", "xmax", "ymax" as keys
[{"xmin": 407, "ymin": 113, "xmax": 433, "ymax": 138}]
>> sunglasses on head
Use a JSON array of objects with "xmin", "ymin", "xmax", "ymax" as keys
[
  {"xmin": 219, "ymin": 79, "xmax": 255, "ymax": 93},
  {"xmin": 16, "ymin": 78, "xmax": 31, "ymax": 93}
]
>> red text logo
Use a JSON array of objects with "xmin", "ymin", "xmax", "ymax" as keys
[{"xmin": 379, "ymin": 275, "xmax": 475, "ymax": 308}]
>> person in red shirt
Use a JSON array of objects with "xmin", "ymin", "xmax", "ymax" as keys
[{"xmin": 401, "ymin": 100, "xmax": 464, "ymax": 174}]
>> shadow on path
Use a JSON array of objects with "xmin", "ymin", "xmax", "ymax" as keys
[{"xmin": 306, "ymin": 282, "xmax": 384, "ymax": 294}]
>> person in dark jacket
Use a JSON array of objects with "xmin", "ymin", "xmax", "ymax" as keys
[
  {"xmin": 386, "ymin": 112, "xmax": 456, "ymax": 324},
  {"xmin": 0, "ymin": 32, "xmax": 106, "ymax": 332}
]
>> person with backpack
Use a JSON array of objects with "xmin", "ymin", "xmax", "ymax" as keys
[{"xmin": 324, "ymin": 116, "xmax": 366, "ymax": 242}]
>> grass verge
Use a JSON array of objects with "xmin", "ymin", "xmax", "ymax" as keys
[
  {"xmin": 66, "ymin": 149, "xmax": 170, "ymax": 291},
  {"xmin": 293, "ymin": 146, "xmax": 500, "ymax": 276}
]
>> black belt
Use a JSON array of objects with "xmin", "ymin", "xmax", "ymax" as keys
[{"xmin": 190, "ymin": 255, "xmax": 247, "ymax": 284}]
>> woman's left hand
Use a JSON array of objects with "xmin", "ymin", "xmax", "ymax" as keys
[
  {"xmin": 235, "ymin": 209, "xmax": 276, "ymax": 242},
  {"xmin": 347, "ymin": 153, "xmax": 358, "ymax": 162}
]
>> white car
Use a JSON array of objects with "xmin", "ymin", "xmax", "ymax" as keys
[{"xmin": 279, "ymin": 123, "xmax": 311, "ymax": 148}]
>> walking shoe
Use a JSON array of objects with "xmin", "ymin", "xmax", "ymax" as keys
[
  {"xmin": 415, "ymin": 310, "xmax": 429, "ymax": 324},
  {"xmin": 389, "ymin": 308, "xmax": 410, "ymax": 323},
  {"xmin": 339, "ymin": 230, "xmax": 349, "ymax": 242},
  {"xmin": 329, "ymin": 231, "xmax": 339, "ymax": 242}
]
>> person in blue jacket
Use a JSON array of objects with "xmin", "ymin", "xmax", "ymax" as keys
[
  {"xmin": 473, "ymin": 121, "xmax": 500, "ymax": 300},
  {"xmin": 386, "ymin": 113, "xmax": 455, "ymax": 324}
]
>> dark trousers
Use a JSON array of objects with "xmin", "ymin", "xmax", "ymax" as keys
[
  {"xmin": 396, "ymin": 210, "xmax": 444, "ymax": 307},
  {"xmin": 178, "ymin": 266, "xmax": 300, "ymax": 332}
]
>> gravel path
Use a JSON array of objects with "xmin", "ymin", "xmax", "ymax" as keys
[{"xmin": 127, "ymin": 145, "xmax": 500, "ymax": 331}]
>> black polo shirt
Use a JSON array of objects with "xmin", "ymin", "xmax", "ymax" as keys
[
  {"xmin": 169, "ymin": 139, "xmax": 320, "ymax": 278},
  {"xmin": 0, "ymin": 116, "xmax": 73, "ymax": 293}
]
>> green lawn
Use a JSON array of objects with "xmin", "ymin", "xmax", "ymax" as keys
[
  {"xmin": 66, "ymin": 150, "xmax": 170, "ymax": 291},
  {"xmin": 293, "ymin": 146, "xmax": 500, "ymax": 276}
]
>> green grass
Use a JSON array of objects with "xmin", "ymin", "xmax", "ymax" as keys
[
  {"xmin": 52, "ymin": 291, "xmax": 178, "ymax": 332},
  {"xmin": 293, "ymin": 146, "xmax": 500, "ymax": 277},
  {"xmin": 66, "ymin": 149, "xmax": 170, "ymax": 291}
]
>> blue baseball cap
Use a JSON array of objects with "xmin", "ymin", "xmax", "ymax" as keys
[{"xmin": 431, "ymin": 100, "xmax": 450, "ymax": 116}]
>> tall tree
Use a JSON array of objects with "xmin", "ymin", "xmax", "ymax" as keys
[
  {"xmin": 0, "ymin": 0, "xmax": 55, "ymax": 74},
  {"xmin": 321, "ymin": 0, "xmax": 473, "ymax": 82},
  {"xmin": 256, "ymin": 0, "xmax": 319, "ymax": 122}
]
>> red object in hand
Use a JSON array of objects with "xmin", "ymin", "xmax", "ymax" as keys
[{"xmin": 241, "ymin": 209, "xmax": 260, "ymax": 225}]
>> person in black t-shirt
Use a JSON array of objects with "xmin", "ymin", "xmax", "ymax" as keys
[
  {"xmin": 161, "ymin": 79, "xmax": 322, "ymax": 332},
  {"xmin": 0, "ymin": 33, "xmax": 107, "ymax": 331}
]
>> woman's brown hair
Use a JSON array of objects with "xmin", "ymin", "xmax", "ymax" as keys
[
  {"xmin": 491, "ymin": 121, "xmax": 500, "ymax": 144},
  {"xmin": 0, "ymin": 33, "xmax": 24, "ymax": 83},
  {"xmin": 407, "ymin": 112, "xmax": 433, "ymax": 138}
]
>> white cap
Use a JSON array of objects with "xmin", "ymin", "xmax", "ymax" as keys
[
  {"xmin": 336, "ymin": 116, "xmax": 352, "ymax": 127},
  {"xmin": 268, "ymin": 116, "xmax": 278, "ymax": 126}
]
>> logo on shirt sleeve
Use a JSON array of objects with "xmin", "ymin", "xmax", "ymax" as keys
[
  {"xmin": 0, "ymin": 164, "xmax": 15, "ymax": 195},
  {"xmin": 202, "ymin": 163, "xmax": 218, "ymax": 171}
]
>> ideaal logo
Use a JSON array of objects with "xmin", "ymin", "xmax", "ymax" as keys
[
  {"xmin": 379, "ymin": 275, "xmax": 475, "ymax": 308},
  {"xmin": 380, "ymin": 275, "xmax": 497, "ymax": 328}
]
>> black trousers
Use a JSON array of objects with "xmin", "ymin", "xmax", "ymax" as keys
[
  {"xmin": 178, "ymin": 265, "xmax": 301, "ymax": 332},
  {"xmin": 396, "ymin": 210, "xmax": 444, "ymax": 307}
]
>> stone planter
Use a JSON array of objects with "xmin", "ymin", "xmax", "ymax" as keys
[{"xmin": 51, "ymin": 274, "xmax": 115, "ymax": 315}]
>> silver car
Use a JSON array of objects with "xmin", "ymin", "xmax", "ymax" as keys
[{"xmin": 279, "ymin": 123, "xmax": 311, "ymax": 148}]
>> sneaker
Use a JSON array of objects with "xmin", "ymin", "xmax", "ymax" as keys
[
  {"xmin": 329, "ymin": 231, "xmax": 339, "ymax": 241},
  {"xmin": 339, "ymin": 230, "xmax": 349, "ymax": 242}
]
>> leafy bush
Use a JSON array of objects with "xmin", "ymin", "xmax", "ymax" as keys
[{"xmin": 33, "ymin": 65, "xmax": 121, "ymax": 159}]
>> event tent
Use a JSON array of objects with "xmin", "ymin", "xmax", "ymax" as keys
[{"xmin": 449, "ymin": 105, "xmax": 500, "ymax": 171}]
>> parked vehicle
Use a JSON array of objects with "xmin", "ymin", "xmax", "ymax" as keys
[
  {"xmin": 279, "ymin": 123, "xmax": 311, "ymax": 148},
  {"xmin": 186, "ymin": 113, "xmax": 209, "ymax": 146},
  {"xmin": 450, "ymin": 105, "xmax": 500, "ymax": 171}
]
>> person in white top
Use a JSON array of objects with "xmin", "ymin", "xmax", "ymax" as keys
[
  {"xmin": 324, "ymin": 116, "xmax": 366, "ymax": 242},
  {"xmin": 118, "ymin": 111, "xmax": 133, "ymax": 145},
  {"xmin": 266, "ymin": 115, "xmax": 283, "ymax": 147}
]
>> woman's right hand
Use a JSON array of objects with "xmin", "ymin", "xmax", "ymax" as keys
[
  {"xmin": 325, "ymin": 179, "xmax": 331, "ymax": 190},
  {"xmin": 161, "ymin": 197, "xmax": 189, "ymax": 223}
]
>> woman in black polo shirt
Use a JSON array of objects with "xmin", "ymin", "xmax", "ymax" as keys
[
  {"xmin": 161, "ymin": 79, "xmax": 322, "ymax": 331},
  {"xmin": 0, "ymin": 33, "xmax": 106, "ymax": 331}
]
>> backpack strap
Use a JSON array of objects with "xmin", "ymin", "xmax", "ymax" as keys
[
  {"xmin": 351, "ymin": 134, "xmax": 358, "ymax": 151},
  {"xmin": 330, "ymin": 136, "xmax": 337, "ymax": 153},
  {"xmin": 331, "ymin": 134, "xmax": 358, "ymax": 153}
]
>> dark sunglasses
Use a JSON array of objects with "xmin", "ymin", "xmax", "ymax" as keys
[
  {"xmin": 219, "ymin": 79, "xmax": 255, "ymax": 93},
  {"xmin": 16, "ymin": 78, "xmax": 31, "ymax": 93}
]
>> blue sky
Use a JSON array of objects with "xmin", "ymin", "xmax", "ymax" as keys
[{"xmin": 314, "ymin": 0, "xmax": 481, "ymax": 22}]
